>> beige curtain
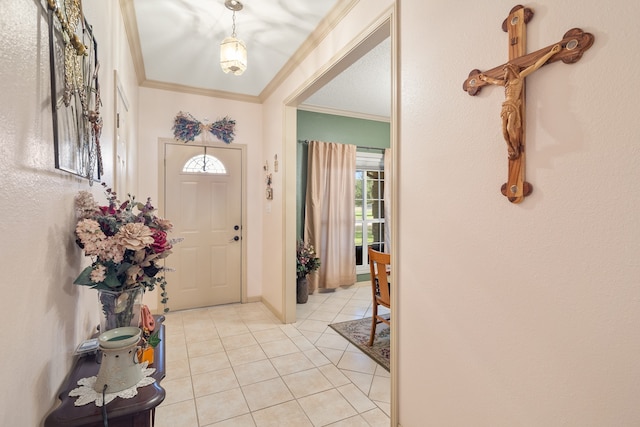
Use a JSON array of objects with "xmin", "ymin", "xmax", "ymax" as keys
[
  {"xmin": 384, "ymin": 148, "xmax": 392, "ymax": 253},
  {"xmin": 304, "ymin": 141, "xmax": 357, "ymax": 292}
]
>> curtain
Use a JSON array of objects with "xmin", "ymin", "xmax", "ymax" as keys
[
  {"xmin": 304, "ymin": 141, "xmax": 357, "ymax": 292},
  {"xmin": 384, "ymin": 148, "xmax": 392, "ymax": 253}
]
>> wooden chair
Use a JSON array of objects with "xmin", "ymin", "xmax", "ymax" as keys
[{"xmin": 368, "ymin": 247, "xmax": 390, "ymax": 346}]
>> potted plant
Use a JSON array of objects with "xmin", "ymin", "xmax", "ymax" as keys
[{"xmin": 296, "ymin": 239, "xmax": 321, "ymax": 303}]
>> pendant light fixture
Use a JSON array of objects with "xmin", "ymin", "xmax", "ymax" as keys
[{"xmin": 220, "ymin": 0, "xmax": 247, "ymax": 75}]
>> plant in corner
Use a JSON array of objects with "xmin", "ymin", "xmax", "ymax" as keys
[
  {"xmin": 73, "ymin": 183, "xmax": 180, "ymax": 330},
  {"xmin": 296, "ymin": 239, "xmax": 321, "ymax": 304}
]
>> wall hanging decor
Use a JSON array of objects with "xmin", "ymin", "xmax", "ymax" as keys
[
  {"xmin": 462, "ymin": 4, "xmax": 594, "ymax": 203},
  {"xmin": 264, "ymin": 161, "xmax": 273, "ymax": 200},
  {"xmin": 172, "ymin": 111, "xmax": 236, "ymax": 144},
  {"xmin": 47, "ymin": 0, "xmax": 103, "ymax": 184}
]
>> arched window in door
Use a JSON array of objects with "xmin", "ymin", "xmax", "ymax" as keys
[{"xmin": 182, "ymin": 154, "xmax": 227, "ymax": 174}]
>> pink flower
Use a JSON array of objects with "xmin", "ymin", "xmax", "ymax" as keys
[{"xmin": 151, "ymin": 230, "xmax": 172, "ymax": 253}]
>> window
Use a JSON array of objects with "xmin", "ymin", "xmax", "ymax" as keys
[
  {"xmin": 182, "ymin": 154, "xmax": 227, "ymax": 174},
  {"xmin": 355, "ymin": 152, "xmax": 385, "ymax": 273}
]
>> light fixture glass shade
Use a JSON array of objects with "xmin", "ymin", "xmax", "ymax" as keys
[{"xmin": 220, "ymin": 36, "xmax": 247, "ymax": 75}]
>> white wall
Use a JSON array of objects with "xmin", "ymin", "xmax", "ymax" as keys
[
  {"xmin": 0, "ymin": 1, "xmax": 138, "ymax": 425},
  {"xmin": 398, "ymin": 0, "xmax": 640, "ymax": 425},
  {"xmin": 262, "ymin": 0, "xmax": 395, "ymax": 319},
  {"xmin": 137, "ymin": 88, "xmax": 264, "ymax": 303}
]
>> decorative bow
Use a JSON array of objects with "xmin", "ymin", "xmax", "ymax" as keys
[{"xmin": 172, "ymin": 112, "xmax": 236, "ymax": 144}]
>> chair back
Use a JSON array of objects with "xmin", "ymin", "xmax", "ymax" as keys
[{"xmin": 368, "ymin": 247, "xmax": 390, "ymax": 306}]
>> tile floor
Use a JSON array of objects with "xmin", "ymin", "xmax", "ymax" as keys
[{"xmin": 155, "ymin": 283, "xmax": 391, "ymax": 426}]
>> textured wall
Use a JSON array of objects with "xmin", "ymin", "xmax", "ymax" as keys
[
  {"xmin": 398, "ymin": 0, "xmax": 640, "ymax": 425},
  {"xmin": 0, "ymin": 1, "xmax": 138, "ymax": 424}
]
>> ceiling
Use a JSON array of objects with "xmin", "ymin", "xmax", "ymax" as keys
[{"xmin": 123, "ymin": 0, "xmax": 391, "ymax": 119}]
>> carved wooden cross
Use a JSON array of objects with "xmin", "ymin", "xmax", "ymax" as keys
[{"xmin": 463, "ymin": 5, "xmax": 594, "ymax": 203}]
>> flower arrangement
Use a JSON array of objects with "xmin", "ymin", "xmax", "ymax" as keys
[
  {"xmin": 296, "ymin": 239, "xmax": 321, "ymax": 279},
  {"xmin": 73, "ymin": 183, "xmax": 178, "ymax": 312}
]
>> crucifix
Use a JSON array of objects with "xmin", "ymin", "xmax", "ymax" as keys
[{"xmin": 463, "ymin": 5, "xmax": 594, "ymax": 203}]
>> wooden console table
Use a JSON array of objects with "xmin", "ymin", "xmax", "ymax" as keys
[{"xmin": 44, "ymin": 316, "xmax": 166, "ymax": 427}]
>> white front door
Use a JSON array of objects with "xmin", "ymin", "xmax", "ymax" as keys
[{"xmin": 163, "ymin": 143, "xmax": 243, "ymax": 310}]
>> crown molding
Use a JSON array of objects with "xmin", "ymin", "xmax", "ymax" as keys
[
  {"xmin": 141, "ymin": 79, "xmax": 261, "ymax": 104},
  {"xmin": 119, "ymin": 0, "xmax": 145, "ymax": 85},
  {"xmin": 297, "ymin": 104, "xmax": 390, "ymax": 123},
  {"xmin": 258, "ymin": 0, "xmax": 360, "ymax": 102}
]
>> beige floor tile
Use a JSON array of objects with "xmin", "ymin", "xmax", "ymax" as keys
[
  {"xmin": 337, "ymin": 351, "xmax": 377, "ymax": 374},
  {"xmin": 318, "ymin": 364, "xmax": 351, "ymax": 387},
  {"xmin": 190, "ymin": 351, "xmax": 231, "ymax": 375},
  {"xmin": 303, "ymin": 348, "xmax": 332, "ymax": 367},
  {"xmin": 192, "ymin": 367, "xmax": 239, "ymax": 397},
  {"xmin": 166, "ymin": 332, "xmax": 187, "ymax": 347},
  {"xmin": 291, "ymin": 335, "xmax": 316, "ymax": 351},
  {"xmin": 297, "ymin": 389, "xmax": 358, "ymax": 426},
  {"xmin": 317, "ymin": 346, "xmax": 346, "ymax": 365},
  {"xmin": 241, "ymin": 377, "xmax": 294, "ymax": 411},
  {"xmin": 187, "ymin": 338, "xmax": 225, "ymax": 358},
  {"xmin": 220, "ymin": 333, "xmax": 258, "ymax": 350},
  {"xmin": 374, "ymin": 365, "xmax": 391, "ymax": 378},
  {"xmin": 279, "ymin": 324, "xmax": 303, "ymax": 338},
  {"xmin": 373, "ymin": 400, "xmax": 391, "ymax": 417},
  {"xmin": 233, "ymin": 359, "xmax": 279, "ymax": 386},
  {"xmin": 244, "ymin": 319, "xmax": 280, "ymax": 333},
  {"xmin": 167, "ymin": 343, "xmax": 189, "ymax": 363},
  {"xmin": 315, "ymin": 332, "xmax": 350, "ymax": 351},
  {"xmin": 307, "ymin": 309, "xmax": 340, "ymax": 322},
  {"xmin": 195, "ymin": 387, "xmax": 250, "ymax": 425},
  {"xmin": 341, "ymin": 370, "xmax": 373, "ymax": 395},
  {"xmin": 369, "ymin": 375, "xmax": 391, "ymax": 403},
  {"xmin": 226, "ymin": 343, "xmax": 268, "ymax": 366},
  {"xmin": 282, "ymin": 368, "xmax": 334, "ymax": 398},
  {"xmin": 361, "ymin": 407, "xmax": 391, "ymax": 426},
  {"xmin": 260, "ymin": 338, "xmax": 300, "ymax": 358},
  {"xmin": 154, "ymin": 399, "xmax": 199, "ymax": 427},
  {"xmin": 339, "ymin": 305, "xmax": 369, "ymax": 317},
  {"xmin": 251, "ymin": 400, "xmax": 313, "ymax": 427},
  {"xmin": 299, "ymin": 329, "xmax": 322, "ymax": 343},
  {"xmin": 165, "ymin": 357, "xmax": 191, "ymax": 380},
  {"xmin": 160, "ymin": 376, "xmax": 194, "ymax": 406},
  {"xmin": 164, "ymin": 299, "xmax": 392, "ymax": 427},
  {"xmin": 269, "ymin": 351, "xmax": 315, "ymax": 376},
  {"xmin": 185, "ymin": 326, "xmax": 219, "ymax": 344},
  {"xmin": 331, "ymin": 313, "xmax": 363, "ymax": 323},
  {"xmin": 252, "ymin": 327, "xmax": 289, "ymax": 344},
  {"xmin": 215, "ymin": 322, "xmax": 251, "ymax": 337},
  {"xmin": 297, "ymin": 318, "xmax": 330, "ymax": 333},
  {"xmin": 326, "ymin": 415, "xmax": 370, "ymax": 426},
  {"xmin": 337, "ymin": 383, "xmax": 377, "ymax": 413},
  {"xmin": 206, "ymin": 413, "xmax": 256, "ymax": 427}
]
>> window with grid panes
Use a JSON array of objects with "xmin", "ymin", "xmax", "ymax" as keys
[{"xmin": 355, "ymin": 152, "xmax": 385, "ymax": 273}]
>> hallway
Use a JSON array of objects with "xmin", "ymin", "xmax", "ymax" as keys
[{"xmin": 156, "ymin": 284, "xmax": 391, "ymax": 426}]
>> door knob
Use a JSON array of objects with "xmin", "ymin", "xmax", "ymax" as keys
[{"xmin": 234, "ymin": 225, "xmax": 240, "ymax": 230}]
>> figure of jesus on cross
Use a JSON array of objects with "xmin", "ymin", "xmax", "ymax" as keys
[{"xmin": 479, "ymin": 43, "xmax": 561, "ymax": 160}]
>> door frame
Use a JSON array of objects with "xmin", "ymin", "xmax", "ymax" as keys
[
  {"xmin": 282, "ymin": 5, "xmax": 398, "ymax": 425},
  {"xmin": 157, "ymin": 138, "xmax": 248, "ymax": 306}
]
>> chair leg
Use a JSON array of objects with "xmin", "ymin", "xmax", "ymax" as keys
[{"xmin": 368, "ymin": 303, "xmax": 378, "ymax": 346}]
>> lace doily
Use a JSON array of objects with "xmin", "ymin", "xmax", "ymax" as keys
[{"xmin": 69, "ymin": 362, "xmax": 156, "ymax": 407}]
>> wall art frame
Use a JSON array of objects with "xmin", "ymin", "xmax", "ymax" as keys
[{"xmin": 47, "ymin": 0, "xmax": 102, "ymax": 183}]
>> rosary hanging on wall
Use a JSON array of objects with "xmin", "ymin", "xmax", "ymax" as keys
[{"xmin": 172, "ymin": 111, "xmax": 236, "ymax": 144}]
